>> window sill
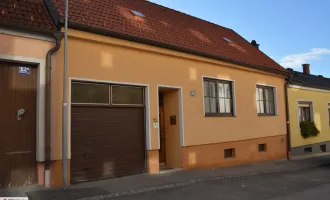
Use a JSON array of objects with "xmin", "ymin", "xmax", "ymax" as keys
[
  {"xmin": 258, "ymin": 114, "xmax": 277, "ymax": 117},
  {"xmin": 224, "ymin": 157, "xmax": 235, "ymax": 160},
  {"xmin": 205, "ymin": 114, "xmax": 236, "ymax": 117}
]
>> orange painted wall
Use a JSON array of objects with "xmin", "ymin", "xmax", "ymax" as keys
[
  {"xmin": 182, "ymin": 135, "xmax": 287, "ymax": 168},
  {"xmin": 147, "ymin": 150, "xmax": 159, "ymax": 174},
  {"xmin": 163, "ymin": 90, "xmax": 182, "ymax": 168},
  {"xmin": 0, "ymin": 34, "xmax": 53, "ymax": 58},
  {"xmin": 50, "ymin": 29, "xmax": 287, "ymax": 161}
]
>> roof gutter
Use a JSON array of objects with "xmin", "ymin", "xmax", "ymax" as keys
[
  {"xmin": 45, "ymin": 32, "xmax": 63, "ymax": 187},
  {"xmin": 66, "ymin": 21, "xmax": 288, "ymax": 77}
]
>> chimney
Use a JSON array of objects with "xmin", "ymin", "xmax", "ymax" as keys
[
  {"xmin": 302, "ymin": 64, "xmax": 310, "ymax": 75},
  {"xmin": 251, "ymin": 40, "xmax": 260, "ymax": 49}
]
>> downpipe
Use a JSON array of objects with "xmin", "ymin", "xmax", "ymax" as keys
[{"xmin": 45, "ymin": 32, "xmax": 63, "ymax": 187}]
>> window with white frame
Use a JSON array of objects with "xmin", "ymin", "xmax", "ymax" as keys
[
  {"xmin": 203, "ymin": 78, "xmax": 234, "ymax": 116},
  {"xmin": 256, "ymin": 85, "xmax": 276, "ymax": 116},
  {"xmin": 298, "ymin": 102, "xmax": 312, "ymax": 122}
]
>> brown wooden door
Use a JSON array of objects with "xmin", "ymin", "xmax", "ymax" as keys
[
  {"xmin": 0, "ymin": 61, "xmax": 37, "ymax": 188},
  {"xmin": 71, "ymin": 106, "xmax": 146, "ymax": 183},
  {"xmin": 159, "ymin": 108, "xmax": 166, "ymax": 163}
]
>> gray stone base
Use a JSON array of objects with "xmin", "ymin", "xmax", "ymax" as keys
[{"xmin": 290, "ymin": 141, "xmax": 330, "ymax": 157}]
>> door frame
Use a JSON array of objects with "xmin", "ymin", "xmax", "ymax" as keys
[
  {"xmin": 156, "ymin": 85, "xmax": 184, "ymax": 150},
  {"xmin": 68, "ymin": 78, "xmax": 152, "ymax": 162},
  {"xmin": 0, "ymin": 54, "xmax": 45, "ymax": 162}
]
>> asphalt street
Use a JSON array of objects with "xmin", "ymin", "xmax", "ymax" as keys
[{"xmin": 114, "ymin": 165, "xmax": 330, "ymax": 200}]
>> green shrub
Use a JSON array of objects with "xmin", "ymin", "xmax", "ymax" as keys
[{"xmin": 300, "ymin": 120, "xmax": 320, "ymax": 138}]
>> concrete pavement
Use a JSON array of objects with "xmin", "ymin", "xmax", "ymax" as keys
[
  {"xmin": 1, "ymin": 155, "xmax": 330, "ymax": 199},
  {"xmin": 114, "ymin": 164, "xmax": 330, "ymax": 200}
]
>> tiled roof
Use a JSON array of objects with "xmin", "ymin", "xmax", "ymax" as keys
[
  {"xmin": 290, "ymin": 70, "xmax": 330, "ymax": 90},
  {"xmin": 0, "ymin": 0, "xmax": 56, "ymax": 31},
  {"xmin": 49, "ymin": 0, "xmax": 287, "ymax": 74}
]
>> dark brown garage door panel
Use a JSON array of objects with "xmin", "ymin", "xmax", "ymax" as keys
[{"xmin": 71, "ymin": 106, "xmax": 145, "ymax": 183}]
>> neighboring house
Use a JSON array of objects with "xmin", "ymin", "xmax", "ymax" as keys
[
  {"xmin": 0, "ymin": 0, "xmax": 59, "ymax": 188},
  {"xmin": 287, "ymin": 64, "xmax": 330, "ymax": 158},
  {"xmin": 43, "ymin": 0, "xmax": 289, "ymax": 186}
]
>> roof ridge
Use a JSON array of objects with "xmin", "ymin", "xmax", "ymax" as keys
[
  {"xmin": 143, "ymin": 0, "xmax": 232, "ymax": 32},
  {"xmin": 293, "ymin": 70, "xmax": 330, "ymax": 80}
]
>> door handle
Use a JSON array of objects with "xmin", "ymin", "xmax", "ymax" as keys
[{"xmin": 17, "ymin": 109, "xmax": 25, "ymax": 120}]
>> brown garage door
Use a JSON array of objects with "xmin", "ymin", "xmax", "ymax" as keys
[
  {"xmin": 0, "ymin": 61, "xmax": 37, "ymax": 188},
  {"xmin": 71, "ymin": 83, "xmax": 146, "ymax": 183}
]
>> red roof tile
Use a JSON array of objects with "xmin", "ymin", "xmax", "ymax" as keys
[
  {"xmin": 0, "ymin": 0, "xmax": 56, "ymax": 31},
  {"xmin": 50, "ymin": 0, "xmax": 286, "ymax": 73}
]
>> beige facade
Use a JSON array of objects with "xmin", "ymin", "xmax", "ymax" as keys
[{"xmin": 48, "ymin": 29, "xmax": 287, "ymax": 186}]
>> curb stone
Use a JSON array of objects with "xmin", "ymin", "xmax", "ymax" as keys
[{"xmin": 77, "ymin": 162, "xmax": 330, "ymax": 200}]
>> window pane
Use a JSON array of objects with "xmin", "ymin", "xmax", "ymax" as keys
[
  {"xmin": 265, "ymin": 101, "xmax": 270, "ymax": 113},
  {"xmin": 204, "ymin": 81, "xmax": 209, "ymax": 97},
  {"xmin": 225, "ymin": 99, "xmax": 231, "ymax": 113},
  {"xmin": 256, "ymin": 88, "xmax": 260, "ymax": 101},
  {"xmin": 204, "ymin": 97, "xmax": 210, "ymax": 113},
  {"xmin": 210, "ymin": 82, "xmax": 216, "ymax": 97},
  {"xmin": 210, "ymin": 98, "xmax": 217, "ymax": 113},
  {"xmin": 72, "ymin": 82, "xmax": 109, "ymax": 104},
  {"xmin": 305, "ymin": 107, "xmax": 311, "ymax": 121},
  {"xmin": 265, "ymin": 88, "xmax": 274, "ymax": 102},
  {"xmin": 269, "ymin": 102, "xmax": 274, "ymax": 114},
  {"xmin": 224, "ymin": 83, "xmax": 231, "ymax": 98},
  {"xmin": 112, "ymin": 86, "xmax": 144, "ymax": 105},
  {"xmin": 259, "ymin": 101, "xmax": 265, "ymax": 113},
  {"xmin": 219, "ymin": 98, "xmax": 225, "ymax": 113},
  {"xmin": 299, "ymin": 106, "xmax": 311, "ymax": 122},
  {"xmin": 218, "ymin": 83, "xmax": 225, "ymax": 97},
  {"xmin": 258, "ymin": 88, "xmax": 264, "ymax": 100}
]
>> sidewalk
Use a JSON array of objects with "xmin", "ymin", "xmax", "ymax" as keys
[{"xmin": 2, "ymin": 155, "xmax": 330, "ymax": 200}]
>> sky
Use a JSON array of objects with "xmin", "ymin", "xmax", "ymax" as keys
[{"xmin": 150, "ymin": 0, "xmax": 330, "ymax": 77}]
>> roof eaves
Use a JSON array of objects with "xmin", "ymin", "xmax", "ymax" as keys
[
  {"xmin": 290, "ymin": 81, "xmax": 330, "ymax": 91},
  {"xmin": 0, "ymin": 21, "xmax": 55, "ymax": 37},
  {"xmin": 68, "ymin": 21, "xmax": 288, "ymax": 77}
]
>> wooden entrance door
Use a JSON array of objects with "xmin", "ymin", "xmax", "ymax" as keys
[
  {"xmin": 0, "ymin": 62, "xmax": 37, "ymax": 188},
  {"xmin": 159, "ymin": 108, "xmax": 166, "ymax": 164}
]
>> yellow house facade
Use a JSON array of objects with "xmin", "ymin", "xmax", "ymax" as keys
[
  {"xmin": 45, "ymin": 0, "xmax": 289, "ymax": 186},
  {"xmin": 288, "ymin": 64, "xmax": 330, "ymax": 157}
]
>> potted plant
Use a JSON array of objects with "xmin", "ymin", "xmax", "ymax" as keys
[{"xmin": 300, "ymin": 120, "xmax": 320, "ymax": 138}]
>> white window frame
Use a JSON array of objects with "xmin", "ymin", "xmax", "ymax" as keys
[
  {"xmin": 256, "ymin": 84, "xmax": 278, "ymax": 116},
  {"xmin": 297, "ymin": 100, "xmax": 314, "ymax": 128},
  {"xmin": 202, "ymin": 75, "xmax": 237, "ymax": 117}
]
